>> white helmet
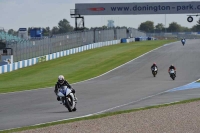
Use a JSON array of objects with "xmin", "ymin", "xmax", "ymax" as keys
[{"xmin": 58, "ymin": 75, "xmax": 64, "ymax": 84}]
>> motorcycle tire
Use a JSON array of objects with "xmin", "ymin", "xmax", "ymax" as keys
[
  {"xmin": 64, "ymin": 96, "xmax": 73, "ymax": 112},
  {"xmin": 171, "ymin": 74, "xmax": 175, "ymax": 80},
  {"xmin": 72, "ymin": 107, "xmax": 77, "ymax": 111}
]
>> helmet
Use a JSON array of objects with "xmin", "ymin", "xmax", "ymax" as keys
[
  {"xmin": 58, "ymin": 75, "xmax": 65, "ymax": 84},
  {"xmin": 171, "ymin": 64, "xmax": 174, "ymax": 67}
]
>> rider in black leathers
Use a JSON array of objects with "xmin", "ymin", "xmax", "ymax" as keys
[
  {"xmin": 181, "ymin": 38, "xmax": 186, "ymax": 45},
  {"xmin": 151, "ymin": 62, "xmax": 158, "ymax": 74},
  {"xmin": 168, "ymin": 64, "xmax": 176, "ymax": 77},
  {"xmin": 54, "ymin": 75, "xmax": 77, "ymax": 101}
]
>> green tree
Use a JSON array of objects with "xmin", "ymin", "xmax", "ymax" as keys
[
  {"xmin": 84, "ymin": 27, "xmax": 89, "ymax": 30},
  {"xmin": 180, "ymin": 26, "xmax": 191, "ymax": 32},
  {"xmin": 121, "ymin": 26, "xmax": 127, "ymax": 29},
  {"xmin": 155, "ymin": 23, "xmax": 165, "ymax": 32},
  {"xmin": 46, "ymin": 27, "xmax": 50, "ymax": 33},
  {"xmin": 51, "ymin": 26, "xmax": 59, "ymax": 34},
  {"xmin": 8, "ymin": 29, "xmax": 15, "ymax": 35},
  {"xmin": 58, "ymin": 19, "xmax": 73, "ymax": 33},
  {"xmin": 42, "ymin": 28, "xmax": 47, "ymax": 35},
  {"xmin": 191, "ymin": 18, "xmax": 200, "ymax": 32},
  {"xmin": 167, "ymin": 22, "xmax": 181, "ymax": 32},
  {"xmin": 102, "ymin": 25, "xmax": 107, "ymax": 29},
  {"xmin": 138, "ymin": 21, "xmax": 154, "ymax": 32}
]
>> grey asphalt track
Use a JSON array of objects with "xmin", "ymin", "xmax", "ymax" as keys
[{"xmin": 0, "ymin": 40, "xmax": 200, "ymax": 130}]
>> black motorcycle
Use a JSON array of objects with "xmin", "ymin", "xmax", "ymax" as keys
[
  {"xmin": 151, "ymin": 66, "xmax": 158, "ymax": 77},
  {"xmin": 169, "ymin": 69, "xmax": 176, "ymax": 80}
]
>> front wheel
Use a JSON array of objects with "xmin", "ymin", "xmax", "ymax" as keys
[
  {"xmin": 152, "ymin": 71, "xmax": 157, "ymax": 77},
  {"xmin": 173, "ymin": 75, "xmax": 175, "ymax": 80},
  {"xmin": 64, "ymin": 96, "xmax": 73, "ymax": 112},
  {"xmin": 171, "ymin": 74, "xmax": 175, "ymax": 80},
  {"xmin": 72, "ymin": 107, "xmax": 77, "ymax": 111}
]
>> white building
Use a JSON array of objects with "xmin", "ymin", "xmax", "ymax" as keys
[{"xmin": 18, "ymin": 28, "xmax": 28, "ymax": 39}]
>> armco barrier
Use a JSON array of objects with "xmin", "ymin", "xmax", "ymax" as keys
[{"xmin": 0, "ymin": 40, "xmax": 121, "ymax": 74}]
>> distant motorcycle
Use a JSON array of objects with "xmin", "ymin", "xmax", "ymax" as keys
[
  {"xmin": 57, "ymin": 86, "xmax": 77, "ymax": 112},
  {"xmin": 151, "ymin": 66, "xmax": 158, "ymax": 77},
  {"xmin": 169, "ymin": 69, "xmax": 176, "ymax": 80},
  {"xmin": 181, "ymin": 39, "xmax": 185, "ymax": 46}
]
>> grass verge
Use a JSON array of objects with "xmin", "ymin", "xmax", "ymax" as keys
[
  {"xmin": 1, "ymin": 97, "xmax": 200, "ymax": 133},
  {"xmin": 0, "ymin": 40, "xmax": 175, "ymax": 93}
]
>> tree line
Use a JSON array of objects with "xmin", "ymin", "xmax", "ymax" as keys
[
  {"xmin": 138, "ymin": 18, "xmax": 200, "ymax": 33},
  {"xmin": 6, "ymin": 18, "xmax": 200, "ymax": 37},
  {"xmin": 7, "ymin": 19, "xmax": 73, "ymax": 36}
]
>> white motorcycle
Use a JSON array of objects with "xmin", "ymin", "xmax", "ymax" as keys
[
  {"xmin": 57, "ymin": 86, "xmax": 77, "ymax": 112},
  {"xmin": 151, "ymin": 66, "xmax": 158, "ymax": 77},
  {"xmin": 169, "ymin": 69, "xmax": 176, "ymax": 80}
]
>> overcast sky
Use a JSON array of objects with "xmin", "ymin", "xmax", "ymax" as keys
[{"xmin": 0, "ymin": 0, "xmax": 200, "ymax": 31}]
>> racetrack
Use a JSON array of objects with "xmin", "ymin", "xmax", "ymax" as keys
[{"xmin": 1, "ymin": 39, "xmax": 200, "ymax": 130}]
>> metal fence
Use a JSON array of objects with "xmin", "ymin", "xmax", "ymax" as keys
[{"xmin": 6, "ymin": 28, "xmax": 146, "ymax": 62}]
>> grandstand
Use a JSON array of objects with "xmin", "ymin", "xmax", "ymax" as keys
[{"xmin": 0, "ymin": 31, "xmax": 22, "ymax": 42}]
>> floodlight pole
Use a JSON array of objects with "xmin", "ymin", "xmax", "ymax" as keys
[{"xmin": 165, "ymin": 14, "xmax": 167, "ymax": 33}]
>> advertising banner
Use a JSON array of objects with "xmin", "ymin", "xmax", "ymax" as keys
[
  {"xmin": 75, "ymin": 2, "xmax": 200, "ymax": 15},
  {"xmin": 37, "ymin": 56, "xmax": 46, "ymax": 63}
]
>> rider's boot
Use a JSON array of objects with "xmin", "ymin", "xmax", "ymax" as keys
[{"xmin": 57, "ymin": 96, "xmax": 61, "ymax": 101}]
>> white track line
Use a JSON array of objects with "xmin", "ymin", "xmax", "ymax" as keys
[
  {"xmin": 0, "ymin": 88, "xmax": 175, "ymax": 132},
  {"xmin": 2, "ymin": 78, "xmax": 200, "ymax": 132},
  {"xmin": 2, "ymin": 41, "xmax": 200, "ymax": 131},
  {"xmin": 4, "ymin": 41, "xmax": 194, "ymax": 131},
  {"xmin": 0, "ymin": 41, "xmax": 177, "ymax": 95}
]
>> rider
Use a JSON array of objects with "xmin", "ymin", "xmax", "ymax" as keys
[
  {"xmin": 181, "ymin": 38, "xmax": 185, "ymax": 43},
  {"xmin": 54, "ymin": 75, "xmax": 77, "ymax": 102},
  {"xmin": 151, "ymin": 62, "xmax": 158, "ymax": 74},
  {"xmin": 168, "ymin": 64, "xmax": 176, "ymax": 77}
]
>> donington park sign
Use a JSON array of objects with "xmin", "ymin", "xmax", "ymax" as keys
[{"xmin": 75, "ymin": 1, "xmax": 200, "ymax": 15}]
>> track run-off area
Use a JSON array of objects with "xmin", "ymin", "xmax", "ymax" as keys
[{"xmin": 0, "ymin": 39, "xmax": 200, "ymax": 131}]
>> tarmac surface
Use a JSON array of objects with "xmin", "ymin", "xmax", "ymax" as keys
[{"xmin": 0, "ymin": 39, "xmax": 200, "ymax": 130}]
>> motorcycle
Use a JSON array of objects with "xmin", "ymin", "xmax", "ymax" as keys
[
  {"xmin": 181, "ymin": 39, "xmax": 185, "ymax": 46},
  {"xmin": 151, "ymin": 66, "xmax": 158, "ymax": 77},
  {"xmin": 57, "ymin": 86, "xmax": 77, "ymax": 112},
  {"xmin": 169, "ymin": 69, "xmax": 176, "ymax": 80}
]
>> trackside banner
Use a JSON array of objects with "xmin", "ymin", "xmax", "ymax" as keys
[{"xmin": 75, "ymin": 2, "xmax": 200, "ymax": 15}]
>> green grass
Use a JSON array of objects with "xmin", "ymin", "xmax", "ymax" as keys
[
  {"xmin": 0, "ymin": 40, "xmax": 175, "ymax": 93},
  {"xmin": 1, "ymin": 97, "xmax": 200, "ymax": 133}
]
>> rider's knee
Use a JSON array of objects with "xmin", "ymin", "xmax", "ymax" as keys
[{"xmin": 72, "ymin": 89, "xmax": 75, "ymax": 93}]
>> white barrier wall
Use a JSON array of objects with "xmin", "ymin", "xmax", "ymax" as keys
[
  {"xmin": 0, "ymin": 40, "xmax": 121, "ymax": 74},
  {"xmin": 126, "ymin": 38, "xmax": 135, "ymax": 43}
]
